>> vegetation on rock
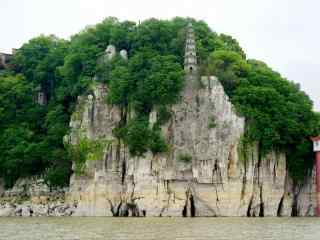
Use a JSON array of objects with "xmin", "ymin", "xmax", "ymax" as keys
[
  {"xmin": 178, "ymin": 153, "xmax": 193, "ymax": 163},
  {"xmin": 206, "ymin": 54, "xmax": 320, "ymax": 181},
  {"xmin": 0, "ymin": 17, "xmax": 318, "ymax": 188},
  {"xmin": 208, "ymin": 116, "xmax": 217, "ymax": 129},
  {"xmin": 66, "ymin": 135, "xmax": 110, "ymax": 175}
]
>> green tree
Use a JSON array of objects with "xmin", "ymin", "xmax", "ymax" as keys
[{"xmin": 206, "ymin": 50, "xmax": 250, "ymax": 95}]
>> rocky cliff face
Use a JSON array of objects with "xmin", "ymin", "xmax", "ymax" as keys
[
  {"xmin": 65, "ymin": 74, "xmax": 316, "ymax": 217},
  {"xmin": 1, "ymin": 25, "xmax": 316, "ymax": 217},
  {"xmin": 0, "ymin": 75, "xmax": 315, "ymax": 217}
]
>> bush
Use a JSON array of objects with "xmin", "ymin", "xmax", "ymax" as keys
[
  {"xmin": 149, "ymin": 130, "xmax": 168, "ymax": 154},
  {"xmin": 66, "ymin": 136, "xmax": 109, "ymax": 175},
  {"xmin": 157, "ymin": 106, "xmax": 172, "ymax": 125},
  {"xmin": 208, "ymin": 116, "xmax": 217, "ymax": 129},
  {"xmin": 122, "ymin": 118, "xmax": 151, "ymax": 157},
  {"xmin": 178, "ymin": 153, "xmax": 192, "ymax": 163}
]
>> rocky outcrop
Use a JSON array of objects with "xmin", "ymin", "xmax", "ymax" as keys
[
  {"xmin": 65, "ymin": 28, "xmax": 317, "ymax": 216},
  {"xmin": 0, "ymin": 76, "xmax": 316, "ymax": 217},
  {"xmin": 65, "ymin": 74, "xmax": 317, "ymax": 217},
  {"xmin": 0, "ymin": 202, "xmax": 76, "ymax": 217},
  {"xmin": 0, "ymin": 178, "xmax": 76, "ymax": 217},
  {"xmin": 0, "ymin": 30, "xmax": 316, "ymax": 218}
]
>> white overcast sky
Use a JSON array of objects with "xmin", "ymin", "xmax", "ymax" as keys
[{"xmin": 1, "ymin": 0, "xmax": 319, "ymax": 110}]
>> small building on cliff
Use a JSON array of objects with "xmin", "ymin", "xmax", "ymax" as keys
[
  {"xmin": 0, "ymin": 52, "xmax": 12, "ymax": 69},
  {"xmin": 0, "ymin": 49, "xmax": 17, "ymax": 69}
]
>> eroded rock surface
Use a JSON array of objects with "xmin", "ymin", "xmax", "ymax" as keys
[
  {"xmin": 65, "ymin": 24, "xmax": 317, "ymax": 216},
  {"xmin": 65, "ymin": 76, "xmax": 316, "ymax": 217}
]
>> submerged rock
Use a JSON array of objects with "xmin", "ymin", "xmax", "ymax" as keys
[{"xmin": 0, "ymin": 204, "xmax": 15, "ymax": 217}]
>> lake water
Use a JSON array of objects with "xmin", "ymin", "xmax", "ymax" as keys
[{"xmin": 0, "ymin": 217, "xmax": 319, "ymax": 240}]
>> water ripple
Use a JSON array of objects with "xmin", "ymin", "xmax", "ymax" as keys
[{"xmin": 0, "ymin": 217, "xmax": 319, "ymax": 240}]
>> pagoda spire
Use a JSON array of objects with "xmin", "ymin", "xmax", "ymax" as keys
[{"xmin": 184, "ymin": 23, "xmax": 197, "ymax": 74}]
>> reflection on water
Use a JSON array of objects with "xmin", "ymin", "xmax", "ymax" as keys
[{"xmin": 0, "ymin": 217, "xmax": 319, "ymax": 240}]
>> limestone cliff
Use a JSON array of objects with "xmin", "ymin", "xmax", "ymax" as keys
[
  {"xmin": 1, "ymin": 23, "xmax": 316, "ymax": 218},
  {"xmin": 0, "ymin": 72, "xmax": 315, "ymax": 217},
  {"xmin": 65, "ymin": 76, "xmax": 316, "ymax": 217},
  {"xmin": 63, "ymin": 23, "xmax": 316, "ymax": 217}
]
